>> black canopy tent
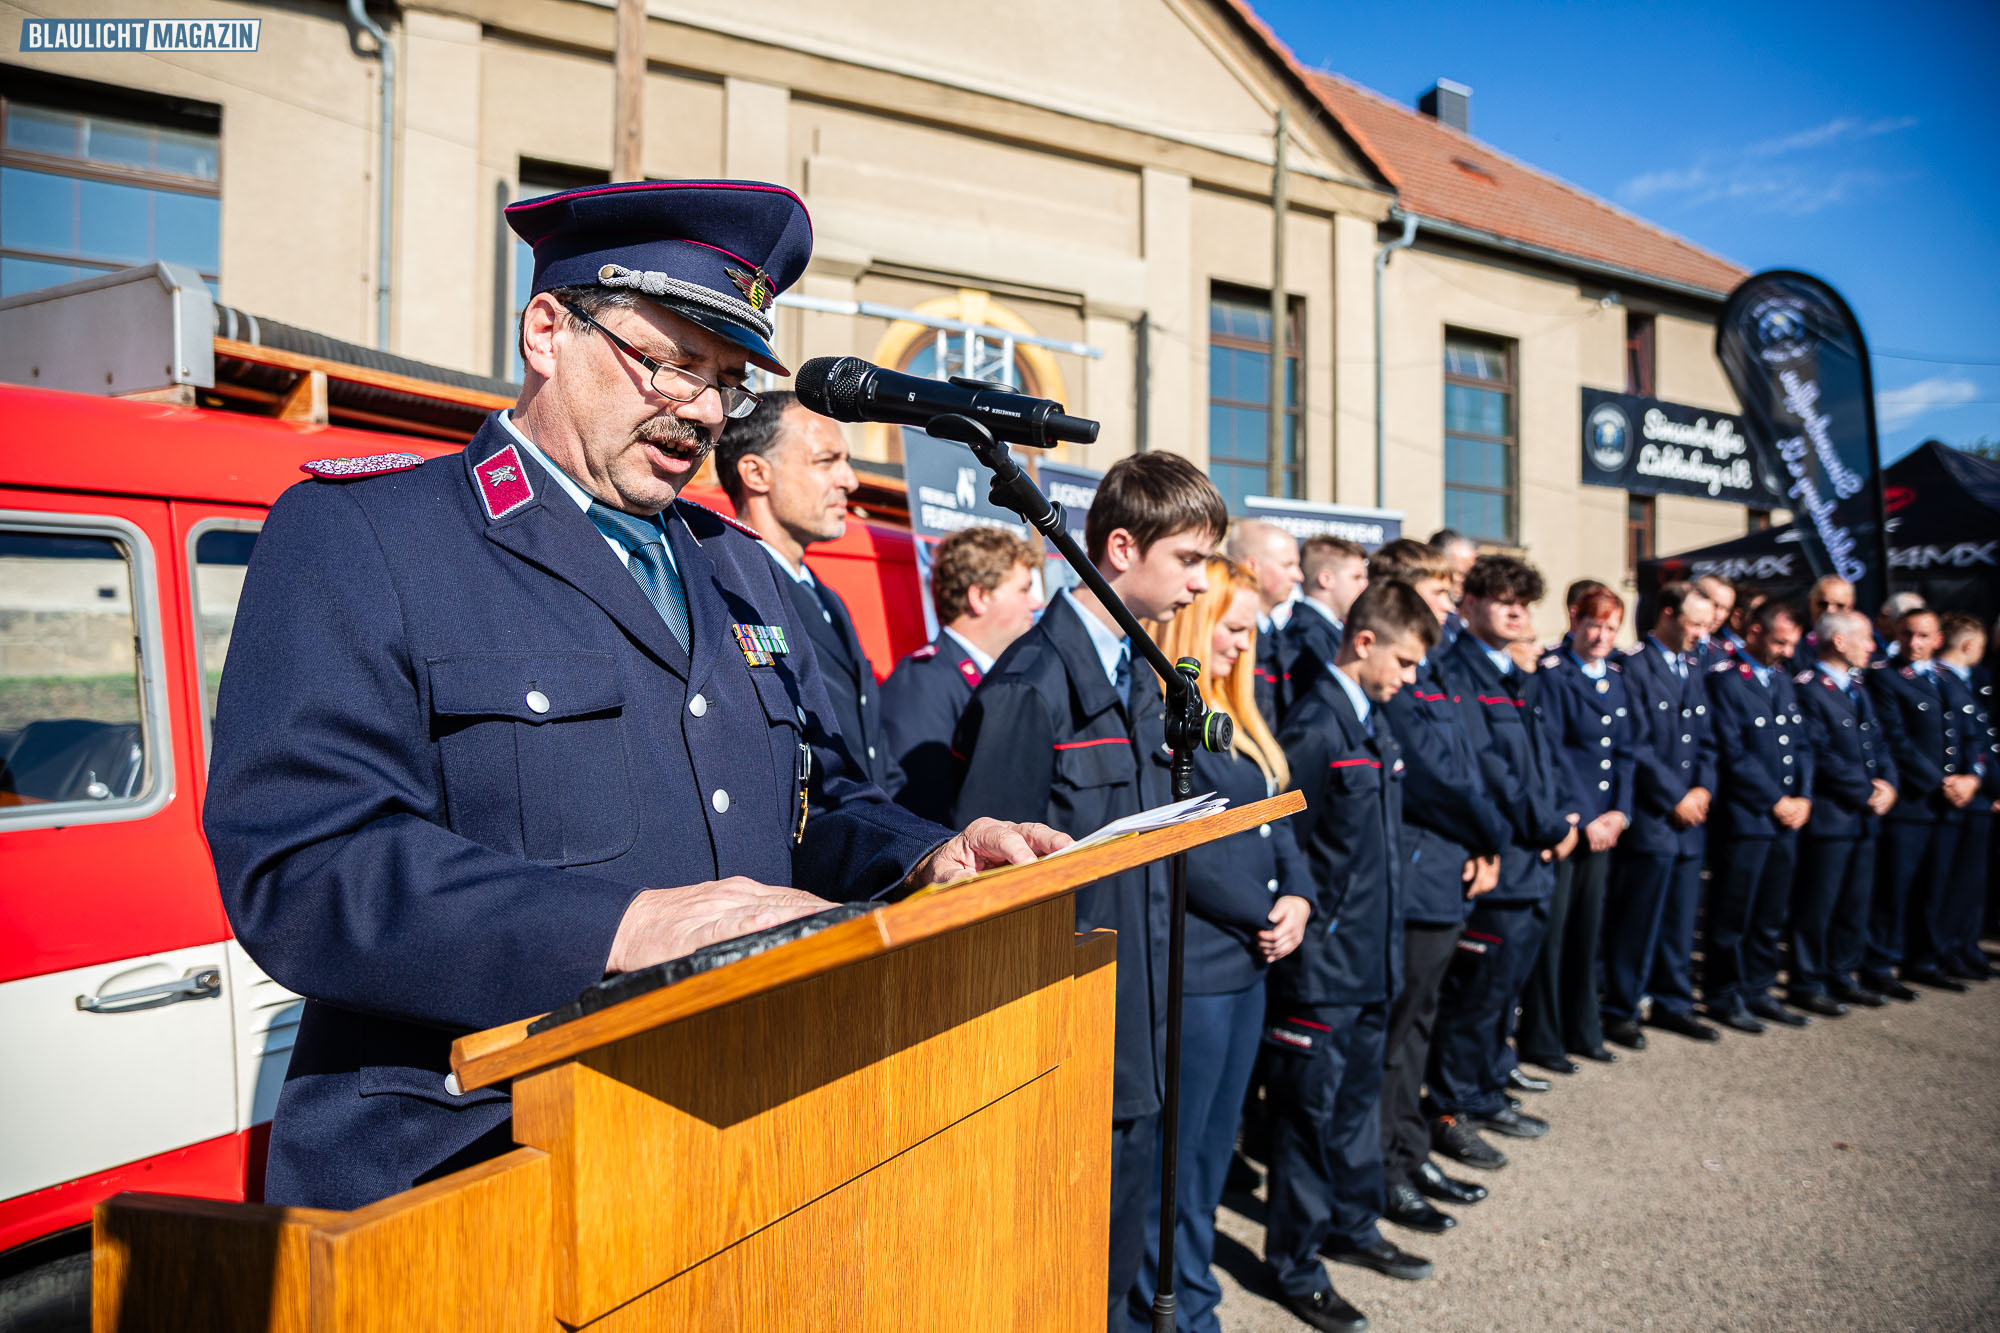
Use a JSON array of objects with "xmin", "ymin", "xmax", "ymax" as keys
[{"xmin": 1638, "ymin": 441, "xmax": 2000, "ymax": 627}]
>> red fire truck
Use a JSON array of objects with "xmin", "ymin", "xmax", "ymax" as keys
[{"xmin": 0, "ymin": 267, "xmax": 924, "ymax": 1326}]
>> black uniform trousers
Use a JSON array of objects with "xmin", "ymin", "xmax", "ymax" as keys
[
  {"xmin": 1743, "ymin": 829, "xmax": 1806, "ymax": 996},
  {"xmin": 1427, "ymin": 898, "xmax": 1550, "ymax": 1118},
  {"xmin": 1263, "ymin": 1003, "xmax": 1387, "ymax": 1300},
  {"xmin": 1380, "ymin": 921, "xmax": 1460, "ymax": 1188},
  {"xmin": 1867, "ymin": 819, "xmax": 1961, "ymax": 983},
  {"xmin": 1788, "ymin": 834, "xmax": 1877, "ymax": 998},
  {"xmin": 1944, "ymin": 811, "xmax": 1991, "ymax": 971},
  {"xmin": 1704, "ymin": 832, "xmax": 1797, "ymax": 1013},
  {"xmin": 1603, "ymin": 848, "xmax": 1704, "ymax": 1020},
  {"xmin": 1517, "ymin": 846, "xmax": 1609, "ymax": 1059}
]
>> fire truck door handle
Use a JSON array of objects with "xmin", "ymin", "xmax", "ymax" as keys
[{"xmin": 75, "ymin": 967, "xmax": 223, "ymax": 1014}]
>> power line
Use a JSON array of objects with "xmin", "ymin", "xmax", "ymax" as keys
[{"xmin": 1873, "ymin": 348, "xmax": 2000, "ymax": 367}]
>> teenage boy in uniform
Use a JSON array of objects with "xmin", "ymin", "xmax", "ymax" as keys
[
  {"xmin": 950, "ymin": 453, "xmax": 1228, "ymax": 1327},
  {"xmin": 1262, "ymin": 581, "xmax": 1438, "ymax": 1333}
]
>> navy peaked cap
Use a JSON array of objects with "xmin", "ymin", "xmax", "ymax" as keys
[{"xmin": 505, "ymin": 179, "xmax": 812, "ymax": 375}]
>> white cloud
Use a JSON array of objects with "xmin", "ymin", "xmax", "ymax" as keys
[
  {"xmin": 1875, "ymin": 376, "xmax": 1979, "ymax": 429},
  {"xmin": 1617, "ymin": 113, "xmax": 1917, "ymax": 216}
]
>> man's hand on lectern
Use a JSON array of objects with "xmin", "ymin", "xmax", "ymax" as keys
[
  {"xmin": 607, "ymin": 878, "xmax": 836, "ymax": 973},
  {"xmin": 905, "ymin": 818, "xmax": 1073, "ymax": 889}
]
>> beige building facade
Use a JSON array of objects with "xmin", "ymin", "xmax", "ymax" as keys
[{"xmin": 4, "ymin": 0, "xmax": 1764, "ymax": 637}]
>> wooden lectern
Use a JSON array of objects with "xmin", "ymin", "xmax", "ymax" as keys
[{"xmin": 93, "ymin": 793, "xmax": 1303, "ymax": 1333}]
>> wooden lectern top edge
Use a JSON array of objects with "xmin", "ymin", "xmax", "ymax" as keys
[{"xmin": 449, "ymin": 790, "xmax": 1306, "ymax": 1092}]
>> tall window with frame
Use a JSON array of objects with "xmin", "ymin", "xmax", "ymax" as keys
[
  {"xmin": 1626, "ymin": 495, "xmax": 1656, "ymax": 571},
  {"xmin": 1624, "ymin": 311, "xmax": 1656, "ymax": 398},
  {"xmin": 1443, "ymin": 331, "xmax": 1517, "ymax": 545},
  {"xmin": 1207, "ymin": 285, "xmax": 1302, "ymax": 513},
  {"xmin": 505, "ymin": 159, "xmax": 610, "ymax": 382},
  {"xmin": 0, "ymin": 75, "xmax": 220, "ymax": 298}
]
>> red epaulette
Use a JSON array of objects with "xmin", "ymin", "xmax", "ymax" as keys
[{"xmin": 911, "ymin": 643, "xmax": 940, "ymax": 660}]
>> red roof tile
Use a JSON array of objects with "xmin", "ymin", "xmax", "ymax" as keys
[{"xmin": 1305, "ymin": 72, "xmax": 1746, "ymax": 297}]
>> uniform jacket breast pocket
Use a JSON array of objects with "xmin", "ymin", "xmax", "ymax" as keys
[
  {"xmin": 1052, "ymin": 735, "xmax": 1138, "ymax": 822},
  {"xmin": 751, "ymin": 668, "xmax": 810, "ymax": 813},
  {"xmin": 428, "ymin": 651, "xmax": 634, "ymax": 866}
]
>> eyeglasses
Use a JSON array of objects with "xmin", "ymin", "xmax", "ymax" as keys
[{"xmin": 557, "ymin": 299, "xmax": 761, "ymax": 419}]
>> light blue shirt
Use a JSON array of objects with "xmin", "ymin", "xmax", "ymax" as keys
[
  {"xmin": 1648, "ymin": 635, "xmax": 1687, "ymax": 677},
  {"xmin": 1747, "ymin": 659, "xmax": 1771, "ymax": 687},
  {"xmin": 500, "ymin": 411, "xmax": 678, "ymax": 574},
  {"xmin": 1061, "ymin": 587, "xmax": 1128, "ymax": 690},
  {"xmin": 1942, "ymin": 661, "xmax": 1971, "ymax": 684},
  {"xmin": 760, "ymin": 539, "xmax": 816, "ymax": 587},
  {"xmin": 1570, "ymin": 650, "xmax": 1606, "ymax": 680},
  {"xmin": 943, "ymin": 625, "xmax": 997, "ymax": 675},
  {"xmin": 1472, "ymin": 634, "xmax": 1514, "ymax": 678},
  {"xmin": 1330, "ymin": 661, "xmax": 1372, "ymax": 733},
  {"xmin": 1298, "ymin": 596, "xmax": 1343, "ymax": 635}
]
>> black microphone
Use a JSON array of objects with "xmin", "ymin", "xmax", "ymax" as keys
[{"xmin": 795, "ymin": 356, "xmax": 1099, "ymax": 449}]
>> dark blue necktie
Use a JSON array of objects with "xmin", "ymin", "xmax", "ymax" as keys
[
  {"xmin": 588, "ymin": 502, "xmax": 691, "ymax": 654},
  {"xmin": 1112, "ymin": 641, "xmax": 1132, "ymax": 709}
]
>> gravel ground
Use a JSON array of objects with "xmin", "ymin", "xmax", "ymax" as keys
[{"xmin": 1211, "ymin": 975, "xmax": 2000, "ymax": 1333}]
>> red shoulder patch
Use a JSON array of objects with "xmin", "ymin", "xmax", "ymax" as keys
[
  {"xmin": 675, "ymin": 496, "xmax": 761, "ymax": 541},
  {"xmin": 911, "ymin": 643, "xmax": 940, "ymax": 660},
  {"xmin": 472, "ymin": 444, "xmax": 534, "ymax": 520},
  {"xmin": 302, "ymin": 452, "xmax": 422, "ymax": 480},
  {"xmin": 957, "ymin": 657, "xmax": 982, "ymax": 689}
]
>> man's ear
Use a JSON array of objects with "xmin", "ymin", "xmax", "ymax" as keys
[
  {"xmin": 964, "ymin": 581, "xmax": 991, "ymax": 618},
  {"xmin": 1348, "ymin": 627, "xmax": 1377, "ymax": 660},
  {"xmin": 736, "ymin": 450, "xmax": 774, "ymax": 501},
  {"xmin": 1101, "ymin": 528, "xmax": 1138, "ymax": 575},
  {"xmin": 520, "ymin": 294, "xmax": 563, "ymax": 382}
]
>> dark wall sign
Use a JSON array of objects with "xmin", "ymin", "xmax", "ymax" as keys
[
  {"xmin": 901, "ymin": 429, "xmax": 1037, "ymax": 635},
  {"xmin": 1579, "ymin": 389, "xmax": 1785, "ymax": 506},
  {"xmin": 1238, "ymin": 495, "xmax": 1403, "ymax": 550}
]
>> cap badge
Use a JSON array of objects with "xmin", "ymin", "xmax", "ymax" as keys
[{"xmin": 727, "ymin": 265, "xmax": 777, "ymax": 312}]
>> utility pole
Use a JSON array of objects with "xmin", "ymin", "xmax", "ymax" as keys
[
  {"xmin": 1266, "ymin": 106, "xmax": 1289, "ymax": 499},
  {"xmin": 612, "ymin": 0, "xmax": 645, "ymax": 180}
]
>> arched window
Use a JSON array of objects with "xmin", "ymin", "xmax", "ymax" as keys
[{"xmin": 866, "ymin": 290, "xmax": 1070, "ymax": 462}]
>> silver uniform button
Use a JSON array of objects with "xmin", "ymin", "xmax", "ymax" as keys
[
  {"xmin": 797, "ymin": 706, "xmax": 808, "ymax": 725},
  {"xmin": 1696, "ymin": 705, "xmax": 1705, "ymax": 715},
  {"xmin": 1260, "ymin": 824, "xmax": 1272, "ymax": 838},
  {"xmin": 859, "ymin": 693, "xmax": 867, "ymax": 707},
  {"xmin": 868, "ymin": 745, "xmax": 877, "ymax": 759},
  {"xmin": 1754, "ymin": 717, "xmax": 1766, "ymax": 727},
  {"xmin": 688, "ymin": 693, "xmax": 708, "ymax": 717},
  {"xmin": 1919, "ymin": 702, "xmax": 1929, "ymax": 711},
  {"xmin": 1600, "ymin": 759, "xmax": 1612, "ymax": 770},
  {"xmin": 525, "ymin": 689, "xmax": 550, "ymax": 714},
  {"xmin": 1782, "ymin": 755, "xmax": 1793, "ymax": 764},
  {"xmin": 1598, "ymin": 780, "xmax": 1610, "ymax": 791},
  {"xmin": 1682, "ymin": 734, "xmax": 1692, "ymax": 743},
  {"xmin": 712, "ymin": 789, "xmax": 730, "ymax": 813},
  {"xmin": 1267, "ymin": 878, "xmax": 1280, "ymax": 892},
  {"xmin": 1600, "ymin": 736, "xmax": 1612, "ymax": 747},
  {"xmin": 822, "ymin": 609, "xmax": 833, "ymax": 623},
  {"xmin": 1779, "ymin": 735, "xmax": 1790, "ymax": 745},
  {"xmin": 1660, "ymin": 701, "xmax": 1671, "ymax": 711}
]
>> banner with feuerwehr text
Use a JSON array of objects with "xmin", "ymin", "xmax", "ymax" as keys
[{"xmin": 1714, "ymin": 269, "xmax": 1892, "ymax": 616}]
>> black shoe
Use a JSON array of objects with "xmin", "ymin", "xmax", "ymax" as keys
[
  {"xmin": 1324, "ymin": 1236, "xmax": 1435, "ymax": 1281},
  {"xmin": 1791, "ymin": 993, "xmax": 1849, "ymax": 1017},
  {"xmin": 1706, "ymin": 1005, "xmax": 1767, "ymax": 1035},
  {"xmin": 1523, "ymin": 1053, "xmax": 1578, "ymax": 1075},
  {"xmin": 1431, "ymin": 1115, "xmax": 1508, "ymax": 1170},
  {"xmin": 1383, "ymin": 1181, "xmax": 1456, "ymax": 1234},
  {"xmin": 1955, "ymin": 956, "xmax": 1995, "ymax": 981},
  {"xmin": 1904, "ymin": 966, "xmax": 1968, "ymax": 993},
  {"xmin": 1873, "ymin": 980, "xmax": 1920, "ymax": 1002},
  {"xmin": 1506, "ymin": 1067, "xmax": 1552, "ymax": 1094},
  {"xmin": 1746, "ymin": 995, "xmax": 1811, "ymax": 1027},
  {"xmin": 1572, "ymin": 1045, "xmax": 1619, "ymax": 1064},
  {"xmin": 1280, "ymin": 1285, "xmax": 1369, "ymax": 1333},
  {"xmin": 1604, "ymin": 1018, "xmax": 1648, "ymax": 1050},
  {"xmin": 1647, "ymin": 1007, "xmax": 1721, "ymax": 1041},
  {"xmin": 1415, "ymin": 1159, "xmax": 1488, "ymax": 1204},
  {"xmin": 1470, "ymin": 1105, "xmax": 1549, "ymax": 1139},
  {"xmin": 1830, "ymin": 983, "xmax": 1887, "ymax": 1008}
]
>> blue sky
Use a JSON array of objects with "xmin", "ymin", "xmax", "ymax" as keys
[{"xmin": 1258, "ymin": 0, "xmax": 2000, "ymax": 460}]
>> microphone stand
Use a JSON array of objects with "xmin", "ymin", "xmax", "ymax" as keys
[{"xmin": 926, "ymin": 412, "xmax": 1228, "ymax": 1333}]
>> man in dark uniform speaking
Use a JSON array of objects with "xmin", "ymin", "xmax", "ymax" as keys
[{"xmin": 203, "ymin": 180, "xmax": 1063, "ymax": 1212}]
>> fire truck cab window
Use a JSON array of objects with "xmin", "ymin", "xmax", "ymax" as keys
[
  {"xmin": 191, "ymin": 524, "xmax": 258, "ymax": 766},
  {"xmin": 0, "ymin": 529, "xmax": 150, "ymax": 811}
]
